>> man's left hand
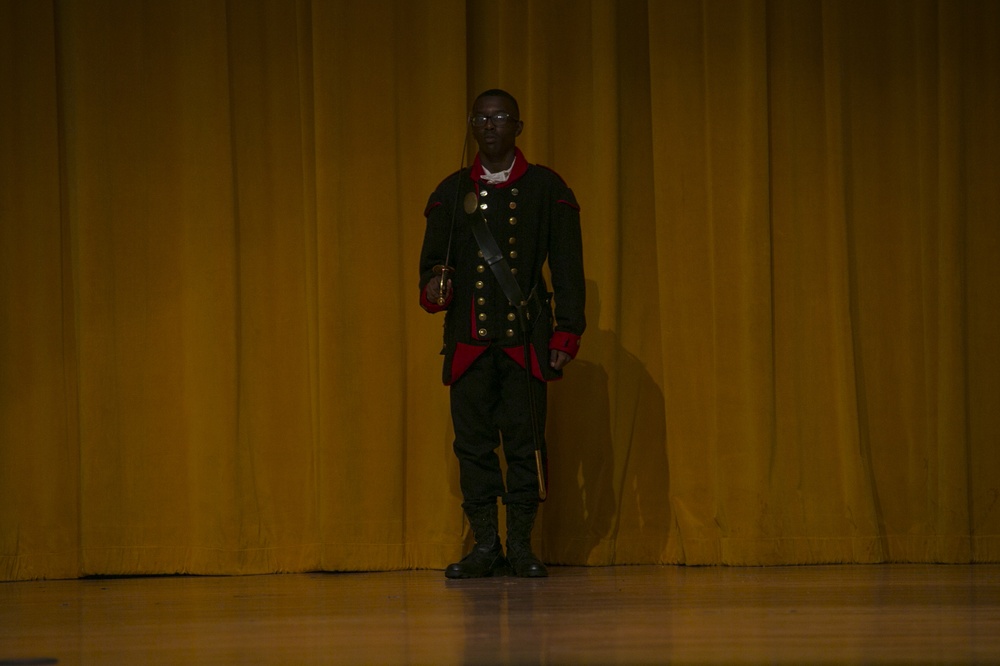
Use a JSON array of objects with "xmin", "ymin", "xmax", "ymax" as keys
[{"xmin": 550, "ymin": 350, "xmax": 572, "ymax": 371}]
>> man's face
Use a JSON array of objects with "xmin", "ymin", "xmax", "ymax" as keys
[{"xmin": 469, "ymin": 95, "xmax": 523, "ymax": 164}]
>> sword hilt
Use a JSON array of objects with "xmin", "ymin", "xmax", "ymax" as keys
[{"xmin": 432, "ymin": 264, "xmax": 453, "ymax": 305}]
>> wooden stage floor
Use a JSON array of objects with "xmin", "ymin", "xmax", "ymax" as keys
[{"xmin": 2, "ymin": 564, "xmax": 999, "ymax": 664}]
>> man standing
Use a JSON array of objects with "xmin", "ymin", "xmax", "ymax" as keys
[{"xmin": 419, "ymin": 89, "xmax": 586, "ymax": 578}]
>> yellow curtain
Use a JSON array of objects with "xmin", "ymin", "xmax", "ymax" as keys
[{"xmin": 1, "ymin": 0, "xmax": 997, "ymax": 581}]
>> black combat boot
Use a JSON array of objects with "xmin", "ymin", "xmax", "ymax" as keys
[
  {"xmin": 505, "ymin": 501, "xmax": 548, "ymax": 577},
  {"xmin": 445, "ymin": 502, "xmax": 510, "ymax": 579}
]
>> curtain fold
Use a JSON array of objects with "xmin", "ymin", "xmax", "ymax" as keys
[
  {"xmin": 1, "ymin": 0, "xmax": 997, "ymax": 580},
  {"xmin": 1, "ymin": 0, "xmax": 80, "ymax": 580}
]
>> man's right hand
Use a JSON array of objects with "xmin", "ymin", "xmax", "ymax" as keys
[{"xmin": 426, "ymin": 278, "xmax": 453, "ymax": 305}]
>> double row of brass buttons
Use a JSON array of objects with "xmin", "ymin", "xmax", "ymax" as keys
[{"xmin": 474, "ymin": 184, "xmax": 520, "ymax": 339}]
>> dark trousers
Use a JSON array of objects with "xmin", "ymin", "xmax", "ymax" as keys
[{"xmin": 450, "ymin": 345, "xmax": 547, "ymax": 507}]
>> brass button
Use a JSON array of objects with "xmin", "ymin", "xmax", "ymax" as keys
[
  {"xmin": 464, "ymin": 191, "xmax": 478, "ymax": 214},
  {"xmin": 507, "ymin": 313, "xmax": 516, "ymax": 321},
  {"xmin": 480, "ymin": 190, "xmax": 488, "ymax": 197},
  {"xmin": 477, "ymin": 265, "xmax": 485, "ymax": 273},
  {"xmin": 511, "ymin": 188, "xmax": 518, "ymax": 196},
  {"xmin": 509, "ymin": 250, "xmax": 517, "ymax": 259},
  {"xmin": 505, "ymin": 329, "xmax": 515, "ymax": 337},
  {"xmin": 508, "ymin": 216, "xmax": 517, "ymax": 225},
  {"xmin": 478, "ymin": 313, "xmax": 487, "ymax": 321},
  {"xmin": 475, "ymin": 280, "xmax": 484, "ymax": 289},
  {"xmin": 511, "ymin": 268, "xmax": 518, "ymax": 275},
  {"xmin": 480, "ymin": 203, "xmax": 488, "ymax": 210},
  {"xmin": 509, "ymin": 237, "xmax": 516, "ymax": 244},
  {"xmin": 509, "ymin": 202, "xmax": 517, "ymax": 210},
  {"xmin": 477, "ymin": 250, "xmax": 484, "ymax": 258},
  {"xmin": 478, "ymin": 328, "xmax": 488, "ymax": 337},
  {"xmin": 477, "ymin": 297, "xmax": 486, "ymax": 305}
]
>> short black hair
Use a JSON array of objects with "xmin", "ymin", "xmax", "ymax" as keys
[{"xmin": 473, "ymin": 89, "xmax": 520, "ymax": 119}]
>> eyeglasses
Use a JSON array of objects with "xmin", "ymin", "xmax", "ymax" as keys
[{"xmin": 469, "ymin": 112, "xmax": 518, "ymax": 128}]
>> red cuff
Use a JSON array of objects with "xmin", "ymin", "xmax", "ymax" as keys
[{"xmin": 549, "ymin": 331, "xmax": 581, "ymax": 359}]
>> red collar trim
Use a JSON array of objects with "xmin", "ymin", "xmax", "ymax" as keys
[{"xmin": 469, "ymin": 148, "xmax": 528, "ymax": 187}]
